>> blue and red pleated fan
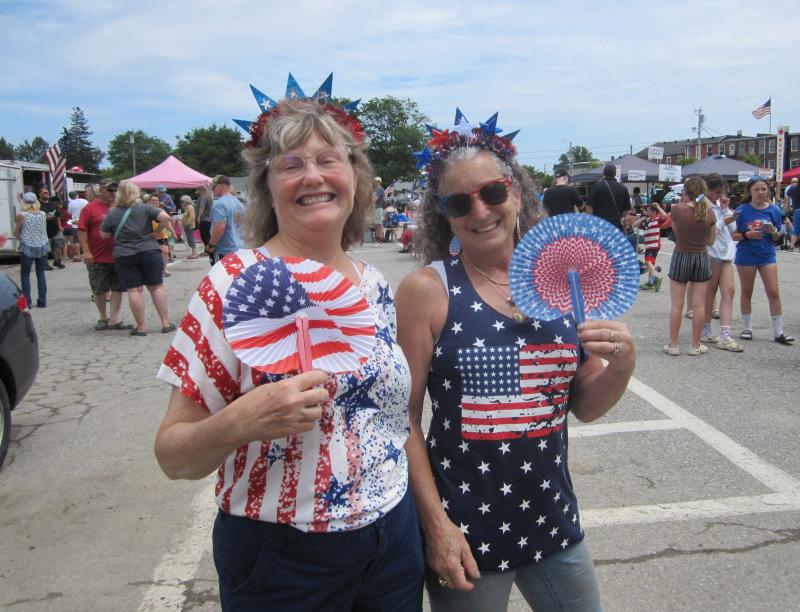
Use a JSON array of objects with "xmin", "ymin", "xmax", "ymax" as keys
[
  {"xmin": 223, "ymin": 257, "xmax": 376, "ymax": 374},
  {"xmin": 509, "ymin": 214, "xmax": 639, "ymax": 323}
]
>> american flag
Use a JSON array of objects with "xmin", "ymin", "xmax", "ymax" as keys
[
  {"xmin": 384, "ymin": 181, "xmax": 395, "ymax": 198},
  {"xmin": 458, "ymin": 342, "xmax": 578, "ymax": 441},
  {"xmin": 45, "ymin": 143, "xmax": 66, "ymax": 200},
  {"xmin": 752, "ymin": 98, "xmax": 771, "ymax": 120}
]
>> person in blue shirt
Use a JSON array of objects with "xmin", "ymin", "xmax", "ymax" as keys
[
  {"xmin": 206, "ymin": 175, "xmax": 245, "ymax": 262},
  {"xmin": 785, "ymin": 177, "xmax": 800, "ymax": 251},
  {"xmin": 733, "ymin": 176, "xmax": 793, "ymax": 344}
]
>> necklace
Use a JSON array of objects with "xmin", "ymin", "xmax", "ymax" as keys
[{"xmin": 461, "ymin": 252, "xmax": 525, "ymax": 322}]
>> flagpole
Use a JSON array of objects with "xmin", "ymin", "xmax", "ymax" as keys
[{"xmin": 769, "ymin": 95, "xmax": 772, "ymax": 134}]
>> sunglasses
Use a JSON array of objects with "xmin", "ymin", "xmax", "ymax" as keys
[
  {"xmin": 439, "ymin": 177, "xmax": 513, "ymax": 218},
  {"xmin": 105, "ymin": 188, "xmax": 117, "ymax": 193}
]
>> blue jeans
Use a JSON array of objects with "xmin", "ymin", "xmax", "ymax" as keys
[
  {"xmin": 20, "ymin": 254, "xmax": 47, "ymax": 307},
  {"xmin": 213, "ymin": 490, "xmax": 424, "ymax": 611},
  {"xmin": 426, "ymin": 539, "xmax": 602, "ymax": 612}
]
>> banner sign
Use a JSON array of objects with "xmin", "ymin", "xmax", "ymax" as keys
[
  {"xmin": 658, "ymin": 164, "xmax": 682, "ymax": 182},
  {"xmin": 615, "ymin": 164, "xmax": 622, "ymax": 182},
  {"xmin": 776, "ymin": 127, "xmax": 786, "ymax": 183},
  {"xmin": 648, "ymin": 146, "xmax": 664, "ymax": 162},
  {"xmin": 627, "ymin": 169, "xmax": 647, "ymax": 182}
]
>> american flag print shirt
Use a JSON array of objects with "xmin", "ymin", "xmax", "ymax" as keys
[
  {"xmin": 157, "ymin": 248, "xmax": 411, "ymax": 532},
  {"xmin": 426, "ymin": 257, "xmax": 585, "ymax": 572}
]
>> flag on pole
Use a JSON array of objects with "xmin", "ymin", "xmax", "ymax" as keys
[
  {"xmin": 45, "ymin": 144, "xmax": 66, "ymax": 199},
  {"xmin": 384, "ymin": 180, "xmax": 396, "ymax": 198},
  {"xmin": 752, "ymin": 98, "xmax": 771, "ymax": 120}
]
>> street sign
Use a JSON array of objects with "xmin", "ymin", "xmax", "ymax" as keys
[
  {"xmin": 648, "ymin": 146, "xmax": 664, "ymax": 162},
  {"xmin": 627, "ymin": 169, "xmax": 647, "ymax": 182},
  {"xmin": 658, "ymin": 164, "xmax": 682, "ymax": 182}
]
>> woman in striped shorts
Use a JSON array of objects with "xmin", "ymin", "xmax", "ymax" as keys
[{"xmin": 664, "ymin": 177, "xmax": 717, "ymax": 356}]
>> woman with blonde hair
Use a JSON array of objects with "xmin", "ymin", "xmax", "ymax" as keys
[
  {"xmin": 99, "ymin": 180, "xmax": 175, "ymax": 336},
  {"xmin": 664, "ymin": 176, "xmax": 717, "ymax": 355},
  {"xmin": 14, "ymin": 192, "xmax": 50, "ymax": 307}
]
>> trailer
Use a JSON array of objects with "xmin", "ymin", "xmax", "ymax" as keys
[{"xmin": 0, "ymin": 160, "xmax": 52, "ymax": 253}]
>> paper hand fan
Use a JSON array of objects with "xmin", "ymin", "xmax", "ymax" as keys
[
  {"xmin": 509, "ymin": 213, "xmax": 639, "ymax": 322},
  {"xmin": 222, "ymin": 257, "xmax": 376, "ymax": 374}
]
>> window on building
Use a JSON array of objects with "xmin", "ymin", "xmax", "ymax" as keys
[
  {"xmin": 768, "ymin": 160, "xmax": 775, "ymax": 169},
  {"xmin": 748, "ymin": 142, "xmax": 755, "ymax": 153},
  {"xmin": 666, "ymin": 156, "xmax": 672, "ymax": 164},
  {"xmin": 706, "ymin": 144, "xmax": 713, "ymax": 156},
  {"xmin": 676, "ymin": 155, "xmax": 682, "ymax": 163},
  {"xmin": 791, "ymin": 158, "xmax": 800, "ymax": 169},
  {"xmin": 792, "ymin": 137, "xmax": 799, "ymax": 152},
  {"xmin": 759, "ymin": 140, "xmax": 766, "ymax": 154},
  {"xmin": 729, "ymin": 143, "xmax": 735, "ymax": 155},
  {"xmin": 687, "ymin": 146, "xmax": 693, "ymax": 158},
  {"xmin": 769, "ymin": 139, "xmax": 776, "ymax": 153},
  {"xmin": 738, "ymin": 142, "xmax": 745, "ymax": 154}
]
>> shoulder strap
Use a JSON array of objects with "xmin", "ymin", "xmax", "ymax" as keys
[
  {"xmin": 114, "ymin": 207, "xmax": 134, "ymax": 240},
  {"xmin": 604, "ymin": 180, "xmax": 621, "ymax": 217}
]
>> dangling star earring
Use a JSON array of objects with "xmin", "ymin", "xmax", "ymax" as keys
[{"xmin": 449, "ymin": 234, "xmax": 461, "ymax": 256}]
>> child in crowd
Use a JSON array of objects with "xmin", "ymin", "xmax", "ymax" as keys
[{"xmin": 633, "ymin": 202, "xmax": 668, "ymax": 291}]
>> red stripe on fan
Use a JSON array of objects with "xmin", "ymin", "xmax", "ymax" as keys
[
  {"xmin": 340, "ymin": 325, "xmax": 376, "ymax": 337},
  {"xmin": 325, "ymin": 301, "xmax": 369, "ymax": 317},
  {"xmin": 311, "ymin": 340, "xmax": 354, "ymax": 359},
  {"xmin": 306, "ymin": 278, "xmax": 351, "ymax": 302},
  {"xmin": 228, "ymin": 322, "xmax": 295, "ymax": 349},
  {"xmin": 292, "ymin": 268, "xmax": 334, "ymax": 283}
]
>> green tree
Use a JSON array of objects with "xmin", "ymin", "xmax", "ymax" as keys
[
  {"xmin": 557, "ymin": 145, "xmax": 596, "ymax": 168},
  {"xmin": 742, "ymin": 153, "xmax": 762, "ymax": 167},
  {"xmin": 58, "ymin": 106, "xmax": 103, "ymax": 172},
  {"xmin": 351, "ymin": 96, "xmax": 430, "ymax": 181},
  {"xmin": 174, "ymin": 124, "xmax": 244, "ymax": 176},
  {"xmin": 523, "ymin": 165, "xmax": 553, "ymax": 188},
  {"xmin": 107, "ymin": 130, "xmax": 172, "ymax": 178},
  {"xmin": 677, "ymin": 157, "xmax": 696, "ymax": 166},
  {"xmin": 0, "ymin": 137, "xmax": 15, "ymax": 159},
  {"xmin": 13, "ymin": 136, "xmax": 49, "ymax": 162}
]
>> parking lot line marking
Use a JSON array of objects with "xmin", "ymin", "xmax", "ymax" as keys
[
  {"xmin": 627, "ymin": 377, "xmax": 800, "ymax": 495},
  {"xmin": 571, "ymin": 419, "xmax": 683, "ymax": 438},
  {"xmin": 137, "ymin": 481, "xmax": 216, "ymax": 612},
  {"xmin": 582, "ymin": 492, "xmax": 800, "ymax": 528}
]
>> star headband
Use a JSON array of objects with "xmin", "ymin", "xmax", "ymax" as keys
[
  {"xmin": 233, "ymin": 73, "xmax": 365, "ymax": 148},
  {"xmin": 413, "ymin": 108, "xmax": 520, "ymax": 181}
]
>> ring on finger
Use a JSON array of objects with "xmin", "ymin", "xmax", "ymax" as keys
[
  {"xmin": 437, "ymin": 576, "xmax": 450, "ymax": 587},
  {"xmin": 611, "ymin": 342, "xmax": 620, "ymax": 357}
]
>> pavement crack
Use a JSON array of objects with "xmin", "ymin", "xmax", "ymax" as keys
[
  {"xmin": 3, "ymin": 592, "xmax": 63, "ymax": 607},
  {"xmin": 596, "ymin": 526, "xmax": 800, "ymax": 566}
]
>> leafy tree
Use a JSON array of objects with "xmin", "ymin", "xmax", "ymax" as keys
[
  {"xmin": 174, "ymin": 124, "xmax": 244, "ymax": 176},
  {"xmin": 0, "ymin": 137, "xmax": 15, "ymax": 159},
  {"xmin": 107, "ymin": 130, "xmax": 172, "ymax": 178},
  {"xmin": 58, "ymin": 106, "xmax": 103, "ymax": 172},
  {"xmin": 13, "ymin": 136, "xmax": 49, "ymax": 162},
  {"xmin": 742, "ymin": 153, "xmax": 762, "ymax": 167},
  {"xmin": 677, "ymin": 157, "xmax": 696, "ymax": 166},
  {"xmin": 351, "ymin": 96, "xmax": 430, "ymax": 182},
  {"xmin": 523, "ymin": 165, "xmax": 553, "ymax": 189},
  {"xmin": 557, "ymin": 145, "xmax": 595, "ymax": 167}
]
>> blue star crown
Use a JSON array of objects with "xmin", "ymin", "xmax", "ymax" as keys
[
  {"xmin": 233, "ymin": 73, "xmax": 365, "ymax": 148},
  {"xmin": 413, "ymin": 108, "xmax": 520, "ymax": 182}
]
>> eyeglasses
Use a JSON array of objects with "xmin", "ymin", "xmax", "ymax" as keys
[
  {"xmin": 267, "ymin": 148, "xmax": 350, "ymax": 180},
  {"xmin": 438, "ymin": 177, "xmax": 513, "ymax": 218},
  {"xmin": 104, "ymin": 187, "xmax": 117, "ymax": 193}
]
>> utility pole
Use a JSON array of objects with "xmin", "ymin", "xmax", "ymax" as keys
[
  {"xmin": 568, "ymin": 140, "xmax": 573, "ymax": 177},
  {"xmin": 694, "ymin": 107, "xmax": 704, "ymax": 160},
  {"xmin": 129, "ymin": 133, "xmax": 137, "ymax": 175}
]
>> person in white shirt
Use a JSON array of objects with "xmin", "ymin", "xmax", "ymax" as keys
[{"xmin": 67, "ymin": 190, "xmax": 89, "ymax": 261}]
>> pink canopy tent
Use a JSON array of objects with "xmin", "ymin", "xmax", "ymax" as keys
[
  {"xmin": 780, "ymin": 166, "xmax": 800, "ymax": 183},
  {"xmin": 128, "ymin": 155, "xmax": 211, "ymax": 189}
]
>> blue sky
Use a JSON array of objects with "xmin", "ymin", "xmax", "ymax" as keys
[{"xmin": 1, "ymin": 0, "xmax": 796, "ymax": 174}]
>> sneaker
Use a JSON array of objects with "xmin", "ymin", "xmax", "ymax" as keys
[
  {"xmin": 640, "ymin": 283, "xmax": 654, "ymax": 290},
  {"xmin": 54, "ymin": 260, "xmax": 66, "ymax": 269},
  {"xmin": 774, "ymin": 333, "xmax": 795, "ymax": 345},
  {"xmin": 687, "ymin": 344, "xmax": 709, "ymax": 356},
  {"xmin": 653, "ymin": 276, "xmax": 663, "ymax": 292},
  {"xmin": 700, "ymin": 331, "xmax": 719, "ymax": 343},
  {"xmin": 685, "ymin": 310, "xmax": 694, "ymax": 319},
  {"xmin": 663, "ymin": 344, "xmax": 680, "ymax": 356},
  {"xmin": 717, "ymin": 338, "xmax": 744, "ymax": 352},
  {"xmin": 740, "ymin": 329, "xmax": 753, "ymax": 340},
  {"xmin": 711, "ymin": 309, "xmax": 720, "ymax": 319}
]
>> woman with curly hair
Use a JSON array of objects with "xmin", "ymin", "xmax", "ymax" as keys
[{"xmin": 396, "ymin": 116, "xmax": 636, "ymax": 611}]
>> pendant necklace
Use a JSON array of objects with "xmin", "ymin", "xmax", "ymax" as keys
[{"xmin": 461, "ymin": 252, "xmax": 525, "ymax": 322}]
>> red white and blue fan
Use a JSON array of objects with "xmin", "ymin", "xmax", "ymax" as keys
[
  {"xmin": 509, "ymin": 213, "xmax": 639, "ymax": 323},
  {"xmin": 222, "ymin": 257, "xmax": 376, "ymax": 374}
]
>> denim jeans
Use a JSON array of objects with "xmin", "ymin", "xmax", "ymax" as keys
[
  {"xmin": 20, "ymin": 253, "xmax": 47, "ymax": 307},
  {"xmin": 426, "ymin": 539, "xmax": 603, "ymax": 612},
  {"xmin": 213, "ymin": 490, "xmax": 424, "ymax": 611}
]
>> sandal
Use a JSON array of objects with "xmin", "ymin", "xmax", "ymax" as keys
[
  {"xmin": 774, "ymin": 333, "xmax": 795, "ymax": 345},
  {"xmin": 108, "ymin": 321, "xmax": 133, "ymax": 330},
  {"xmin": 161, "ymin": 323, "xmax": 177, "ymax": 333},
  {"xmin": 129, "ymin": 329, "xmax": 147, "ymax": 337},
  {"xmin": 94, "ymin": 319, "xmax": 109, "ymax": 331},
  {"xmin": 740, "ymin": 329, "xmax": 753, "ymax": 340}
]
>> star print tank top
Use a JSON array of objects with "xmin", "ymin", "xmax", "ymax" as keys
[{"xmin": 426, "ymin": 255, "xmax": 585, "ymax": 572}]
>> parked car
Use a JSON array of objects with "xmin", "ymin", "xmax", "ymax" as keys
[{"xmin": 0, "ymin": 273, "xmax": 39, "ymax": 467}]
